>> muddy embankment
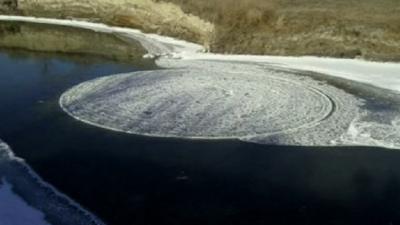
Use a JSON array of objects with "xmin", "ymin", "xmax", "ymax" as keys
[{"xmin": 1, "ymin": 0, "xmax": 400, "ymax": 61}]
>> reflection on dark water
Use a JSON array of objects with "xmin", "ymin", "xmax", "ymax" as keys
[
  {"xmin": 1, "ymin": 41, "xmax": 400, "ymax": 225},
  {"xmin": 0, "ymin": 21, "xmax": 149, "ymax": 64}
]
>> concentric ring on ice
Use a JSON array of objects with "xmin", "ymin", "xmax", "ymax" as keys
[{"xmin": 60, "ymin": 68, "xmax": 336, "ymax": 139}]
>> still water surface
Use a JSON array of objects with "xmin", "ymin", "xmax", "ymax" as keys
[{"xmin": 1, "ymin": 24, "xmax": 400, "ymax": 225}]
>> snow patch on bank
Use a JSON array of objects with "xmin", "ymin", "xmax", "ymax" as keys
[{"xmin": 0, "ymin": 179, "xmax": 51, "ymax": 225}]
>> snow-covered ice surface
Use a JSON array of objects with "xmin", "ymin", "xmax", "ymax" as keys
[
  {"xmin": 0, "ymin": 178, "xmax": 51, "ymax": 225},
  {"xmin": 0, "ymin": 140, "xmax": 105, "ymax": 225},
  {"xmin": 181, "ymin": 54, "xmax": 400, "ymax": 94}
]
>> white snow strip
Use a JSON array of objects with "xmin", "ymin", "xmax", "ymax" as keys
[
  {"xmin": 0, "ymin": 178, "xmax": 51, "ymax": 225},
  {"xmin": 183, "ymin": 53, "xmax": 400, "ymax": 93},
  {"xmin": 0, "ymin": 15, "xmax": 203, "ymax": 56}
]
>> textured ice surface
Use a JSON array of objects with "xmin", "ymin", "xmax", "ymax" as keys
[
  {"xmin": 60, "ymin": 61, "xmax": 362, "ymax": 146},
  {"xmin": 340, "ymin": 112, "xmax": 400, "ymax": 149},
  {"xmin": 0, "ymin": 140, "xmax": 105, "ymax": 225},
  {"xmin": 0, "ymin": 15, "xmax": 202, "ymax": 56}
]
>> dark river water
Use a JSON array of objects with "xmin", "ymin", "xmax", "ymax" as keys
[{"xmin": 1, "ymin": 23, "xmax": 400, "ymax": 225}]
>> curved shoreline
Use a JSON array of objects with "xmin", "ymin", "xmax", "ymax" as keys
[{"xmin": 0, "ymin": 15, "xmax": 203, "ymax": 56}]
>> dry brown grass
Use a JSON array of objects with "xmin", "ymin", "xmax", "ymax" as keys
[
  {"xmin": 154, "ymin": 0, "xmax": 277, "ymax": 32},
  {"xmin": 157, "ymin": 0, "xmax": 400, "ymax": 60}
]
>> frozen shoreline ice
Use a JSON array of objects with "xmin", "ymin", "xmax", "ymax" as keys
[
  {"xmin": 0, "ymin": 140, "xmax": 105, "ymax": 225},
  {"xmin": 0, "ymin": 178, "xmax": 51, "ymax": 225}
]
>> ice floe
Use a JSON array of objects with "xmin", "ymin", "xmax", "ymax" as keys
[{"xmin": 60, "ymin": 60, "xmax": 362, "ymax": 146}]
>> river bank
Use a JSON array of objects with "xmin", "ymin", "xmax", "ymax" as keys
[
  {"xmin": 1, "ymin": 0, "xmax": 400, "ymax": 61},
  {"xmin": 0, "ymin": 21, "xmax": 150, "ymax": 63}
]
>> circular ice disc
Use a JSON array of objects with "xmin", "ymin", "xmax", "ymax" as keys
[{"xmin": 60, "ymin": 69, "xmax": 334, "ymax": 139}]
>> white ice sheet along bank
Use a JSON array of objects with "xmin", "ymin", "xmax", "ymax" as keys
[
  {"xmin": 1, "ymin": 15, "xmax": 400, "ymax": 150},
  {"xmin": 0, "ymin": 141, "xmax": 105, "ymax": 225}
]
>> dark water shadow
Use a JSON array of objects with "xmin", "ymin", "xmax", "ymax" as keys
[{"xmin": 6, "ymin": 110, "xmax": 400, "ymax": 225}]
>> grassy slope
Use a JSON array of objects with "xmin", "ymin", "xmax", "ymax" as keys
[{"xmin": 158, "ymin": 0, "xmax": 400, "ymax": 60}]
